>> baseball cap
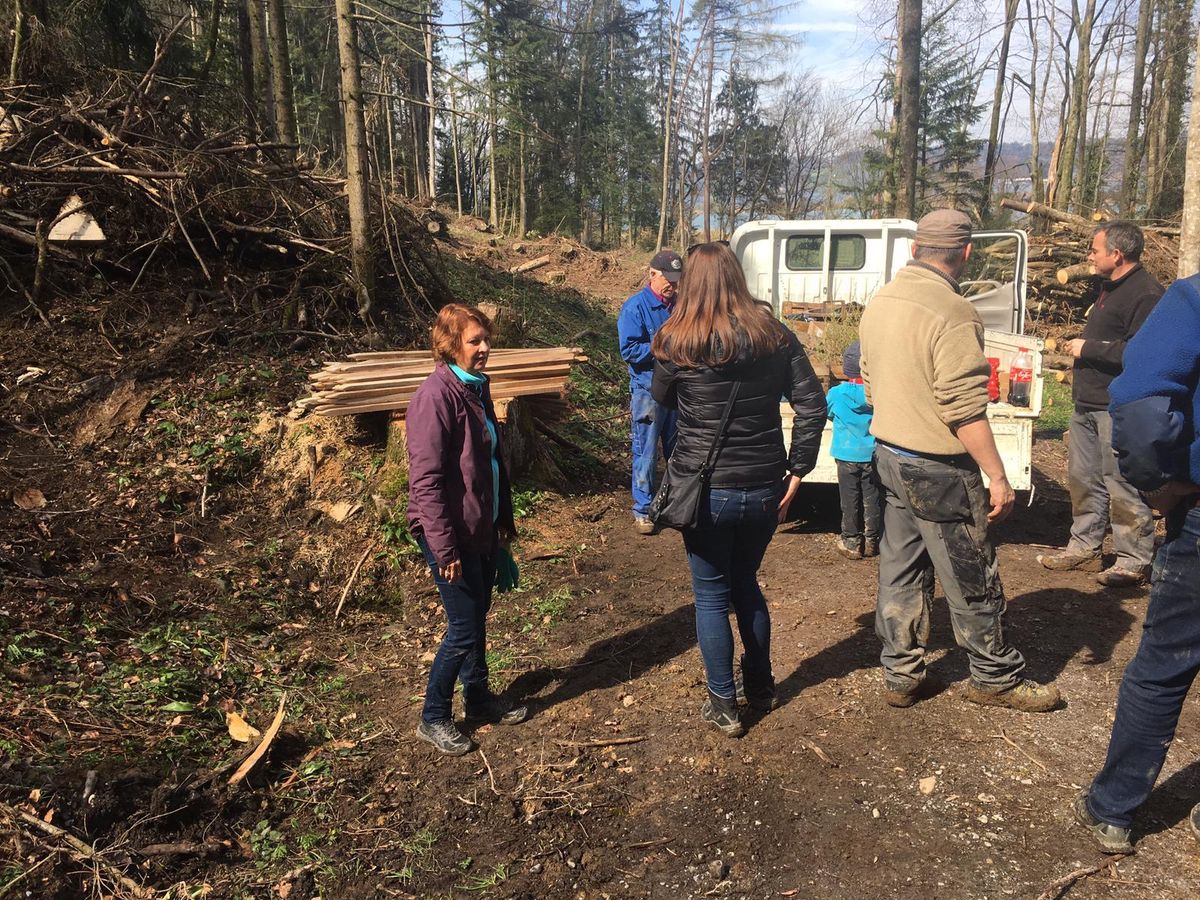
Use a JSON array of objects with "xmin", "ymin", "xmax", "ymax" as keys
[
  {"xmin": 915, "ymin": 209, "xmax": 972, "ymax": 250},
  {"xmin": 650, "ymin": 249, "xmax": 683, "ymax": 282}
]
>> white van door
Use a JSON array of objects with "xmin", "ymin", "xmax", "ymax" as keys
[{"xmin": 959, "ymin": 230, "xmax": 1027, "ymax": 334}]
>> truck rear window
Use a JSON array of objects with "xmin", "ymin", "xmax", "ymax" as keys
[{"xmin": 785, "ymin": 234, "xmax": 866, "ymax": 271}]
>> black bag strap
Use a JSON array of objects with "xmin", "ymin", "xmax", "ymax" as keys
[{"xmin": 699, "ymin": 381, "xmax": 741, "ymax": 481}]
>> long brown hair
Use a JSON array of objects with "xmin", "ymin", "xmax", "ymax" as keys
[{"xmin": 652, "ymin": 242, "xmax": 782, "ymax": 367}]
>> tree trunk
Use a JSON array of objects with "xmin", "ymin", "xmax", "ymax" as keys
[
  {"xmin": 197, "ymin": 0, "xmax": 225, "ymax": 83},
  {"xmin": 247, "ymin": 0, "xmax": 275, "ymax": 137},
  {"xmin": 1178, "ymin": 25, "xmax": 1200, "ymax": 276},
  {"xmin": 1055, "ymin": 0, "xmax": 1095, "ymax": 212},
  {"xmin": 700, "ymin": 10, "xmax": 716, "ymax": 242},
  {"xmin": 896, "ymin": 0, "xmax": 922, "ymax": 219},
  {"xmin": 333, "ymin": 0, "xmax": 375, "ymax": 318},
  {"xmin": 1119, "ymin": 0, "xmax": 1154, "ymax": 214},
  {"xmin": 483, "ymin": 0, "xmax": 499, "ymax": 230},
  {"xmin": 424, "ymin": 7, "xmax": 437, "ymax": 200},
  {"xmin": 655, "ymin": 0, "xmax": 685, "ymax": 250},
  {"xmin": 574, "ymin": 0, "xmax": 596, "ymax": 243},
  {"xmin": 8, "ymin": 0, "xmax": 25, "ymax": 85},
  {"xmin": 235, "ymin": 0, "xmax": 258, "ymax": 136},
  {"xmin": 982, "ymin": 0, "xmax": 1019, "ymax": 221},
  {"xmin": 517, "ymin": 131, "xmax": 527, "ymax": 238},
  {"xmin": 449, "ymin": 84, "xmax": 464, "ymax": 216},
  {"xmin": 265, "ymin": 0, "xmax": 298, "ymax": 147}
]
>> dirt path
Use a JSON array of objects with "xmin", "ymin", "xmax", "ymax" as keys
[{"xmin": 329, "ymin": 452, "xmax": 1200, "ymax": 898}]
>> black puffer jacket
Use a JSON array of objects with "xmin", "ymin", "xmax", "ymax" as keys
[{"xmin": 651, "ymin": 325, "xmax": 827, "ymax": 487}]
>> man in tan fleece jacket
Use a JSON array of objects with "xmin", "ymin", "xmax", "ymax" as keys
[{"xmin": 859, "ymin": 209, "xmax": 1061, "ymax": 713}]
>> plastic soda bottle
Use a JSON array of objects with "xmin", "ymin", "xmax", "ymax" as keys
[{"xmin": 1008, "ymin": 348, "xmax": 1033, "ymax": 407}]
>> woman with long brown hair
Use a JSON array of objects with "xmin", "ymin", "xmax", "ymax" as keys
[{"xmin": 651, "ymin": 243, "xmax": 826, "ymax": 736}]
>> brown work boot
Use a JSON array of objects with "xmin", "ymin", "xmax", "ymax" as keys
[
  {"xmin": 1037, "ymin": 548, "xmax": 1102, "ymax": 572},
  {"xmin": 965, "ymin": 678, "xmax": 1061, "ymax": 713},
  {"xmin": 633, "ymin": 515, "xmax": 657, "ymax": 535},
  {"xmin": 884, "ymin": 676, "xmax": 939, "ymax": 708},
  {"xmin": 835, "ymin": 536, "xmax": 863, "ymax": 560},
  {"xmin": 1096, "ymin": 565, "xmax": 1148, "ymax": 587}
]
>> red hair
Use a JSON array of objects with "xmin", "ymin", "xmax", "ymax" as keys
[{"xmin": 431, "ymin": 303, "xmax": 494, "ymax": 363}]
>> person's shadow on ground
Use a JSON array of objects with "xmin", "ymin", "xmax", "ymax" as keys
[
  {"xmin": 772, "ymin": 585, "xmax": 1139, "ymax": 708},
  {"xmin": 1135, "ymin": 759, "xmax": 1200, "ymax": 840},
  {"xmin": 505, "ymin": 602, "xmax": 697, "ymax": 717}
]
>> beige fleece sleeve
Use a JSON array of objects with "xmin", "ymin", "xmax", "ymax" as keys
[{"xmin": 931, "ymin": 320, "xmax": 989, "ymax": 428}]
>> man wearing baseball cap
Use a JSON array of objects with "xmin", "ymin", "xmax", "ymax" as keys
[
  {"xmin": 617, "ymin": 250, "xmax": 682, "ymax": 533},
  {"xmin": 858, "ymin": 209, "xmax": 1061, "ymax": 712}
]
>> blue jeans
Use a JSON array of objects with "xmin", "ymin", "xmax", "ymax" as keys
[
  {"xmin": 682, "ymin": 482, "xmax": 781, "ymax": 699},
  {"xmin": 631, "ymin": 386, "xmax": 677, "ymax": 517},
  {"xmin": 417, "ymin": 536, "xmax": 496, "ymax": 723},
  {"xmin": 1087, "ymin": 505, "xmax": 1200, "ymax": 829}
]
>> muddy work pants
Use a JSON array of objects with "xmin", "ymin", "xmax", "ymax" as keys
[
  {"xmin": 1067, "ymin": 409, "xmax": 1155, "ymax": 571},
  {"xmin": 874, "ymin": 446, "xmax": 1025, "ymax": 691}
]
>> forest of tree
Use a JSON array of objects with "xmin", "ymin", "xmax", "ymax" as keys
[{"xmin": 2, "ymin": 0, "xmax": 1199, "ymax": 276}]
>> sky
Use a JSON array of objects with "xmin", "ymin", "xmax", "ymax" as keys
[{"xmin": 770, "ymin": 0, "xmax": 882, "ymax": 99}]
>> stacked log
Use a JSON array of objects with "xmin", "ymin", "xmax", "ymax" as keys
[
  {"xmin": 300, "ymin": 347, "xmax": 585, "ymax": 417},
  {"xmin": 1000, "ymin": 197, "xmax": 1181, "ymax": 326}
]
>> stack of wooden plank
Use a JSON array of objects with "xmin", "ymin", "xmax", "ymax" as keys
[{"xmin": 300, "ymin": 347, "xmax": 586, "ymax": 417}]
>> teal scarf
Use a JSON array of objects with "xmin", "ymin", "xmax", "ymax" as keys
[{"xmin": 449, "ymin": 364, "xmax": 500, "ymax": 523}]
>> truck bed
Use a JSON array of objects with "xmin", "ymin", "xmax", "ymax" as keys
[{"xmin": 785, "ymin": 331, "xmax": 1043, "ymax": 491}]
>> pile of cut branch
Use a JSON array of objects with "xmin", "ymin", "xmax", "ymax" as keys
[{"xmin": 0, "ymin": 72, "xmax": 445, "ymax": 325}]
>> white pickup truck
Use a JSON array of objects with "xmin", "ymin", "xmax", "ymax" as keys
[{"xmin": 730, "ymin": 218, "xmax": 1043, "ymax": 490}]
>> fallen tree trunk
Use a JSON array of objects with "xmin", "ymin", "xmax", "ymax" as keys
[
  {"xmin": 1000, "ymin": 198, "xmax": 1096, "ymax": 234},
  {"xmin": 510, "ymin": 254, "xmax": 551, "ymax": 274}
]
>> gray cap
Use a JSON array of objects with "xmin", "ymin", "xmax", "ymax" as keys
[{"xmin": 915, "ymin": 209, "xmax": 972, "ymax": 250}]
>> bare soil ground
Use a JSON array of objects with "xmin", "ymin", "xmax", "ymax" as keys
[{"xmin": 3, "ymin": 227, "xmax": 1199, "ymax": 898}]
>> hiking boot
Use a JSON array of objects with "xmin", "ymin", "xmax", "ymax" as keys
[
  {"xmin": 1096, "ymin": 565, "xmax": 1148, "ymax": 588},
  {"xmin": 1037, "ymin": 548, "xmax": 1102, "ymax": 572},
  {"xmin": 634, "ymin": 515, "xmax": 657, "ymax": 535},
  {"xmin": 863, "ymin": 537, "xmax": 880, "ymax": 558},
  {"xmin": 1073, "ymin": 790, "xmax": 1133, "ymax": 854},
  {"xmin": 1190, "ymin": 803, "xmax": 1200, "ymax": 843},
  {"xmin": 416, "ymin": 719, "xmax": 474, "ymax": 756},
  {"xmin": 737, "ymin": 655, "xmax": 777, "ymax": 713},
  {"xmin": 884, "ymin": 676, "xmax": 938, "ymax": 708},
  {"xmin": 701, "ymin": 692, "xmax": 745, "ymax": 737},
  {"xmin": 465, "ymin": 694, "xmax": 529, "ymax": 725},
  {"xmin": 965, "ymin": 678, "xmax": 1061, "ymax": 713},
  {"xmin": 835, "ymin": 536, "xmax": 863, "ymax": 560}
]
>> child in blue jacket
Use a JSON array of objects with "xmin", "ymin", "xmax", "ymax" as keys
[{"xmin": 827, "ymin": 341, "xmax": 881, "ymax": 559}]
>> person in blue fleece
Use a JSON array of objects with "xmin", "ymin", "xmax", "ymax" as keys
[
  {"xmin": 618, "ymin": 250, "xmax": 682, "ymax": 534},
  {"xmin": 1073, "ymin": 273, "xmax": 1200, "ymax": 855},
  {"xmin": 827, "ymin": 341, "xmax": 880, "ymax": 558}
]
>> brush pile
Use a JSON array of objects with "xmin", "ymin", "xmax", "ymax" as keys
[
  {"xmin": 0, "ymin": 74, "xmax": 444, "ymax": 324},
  {"xmin": 300, "ymin": 348, "xmax": 587, "ymax": 417}
]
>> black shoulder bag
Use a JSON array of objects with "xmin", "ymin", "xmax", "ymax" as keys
[{"xmin": 648, "ymin": 382, "xmax": 741, "ymax": 531}]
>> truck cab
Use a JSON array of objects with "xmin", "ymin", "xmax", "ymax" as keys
[{"xmin": 730, "ymin": 218, "xmax": 1042, "ymax": 490}]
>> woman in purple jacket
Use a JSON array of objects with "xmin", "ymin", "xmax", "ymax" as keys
[{"xmin": 406, "ymin": 304, "xmax": 527, "ymax": 756}]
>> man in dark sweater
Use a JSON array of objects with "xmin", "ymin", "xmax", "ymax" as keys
[{"xmin": 1039, "ymin": 221, "xmax": 1163, "ymax": 586}]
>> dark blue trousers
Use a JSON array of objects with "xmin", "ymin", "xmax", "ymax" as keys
[
  {"xmin": 418, "ymin": 536, "xmax": 497, "ymax": 724},
  {"xmin": 1088, "ymin": 505, "xmax": 1200, "ymax": 829},
  {"xmin": 682, "ymin": 483, "xmax": 781, "ymax": 699}
]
